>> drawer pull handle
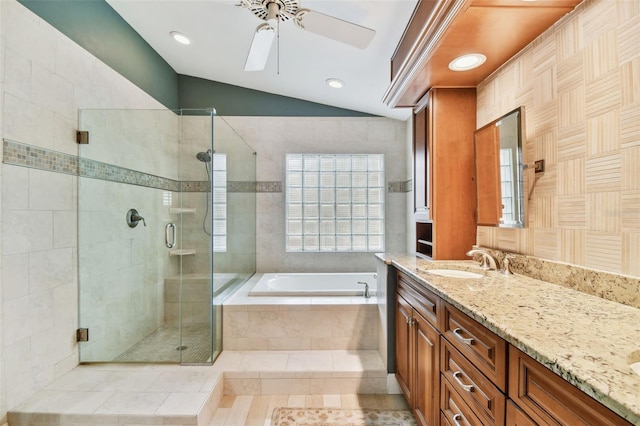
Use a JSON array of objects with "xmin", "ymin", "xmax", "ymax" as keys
[
  {"xmin": 453, "ymin": 371, "xmax": 474, "ymax": 392},
  {"xmin": 453, "ymin": 413, "xmax": 465, "ymax": 426},
  {"xmin": 452, "ymin": 327, "xmax": 474, "ymax": 345}
]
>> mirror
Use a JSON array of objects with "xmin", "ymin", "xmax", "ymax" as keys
[{"xmin": 474, "ymin": 107, "xmax": 525, "ymax": 228}]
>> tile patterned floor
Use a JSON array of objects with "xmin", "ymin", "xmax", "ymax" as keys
[
  {"xmin": 113, "ymin": 324, "xmax": 212, "ymax": 363},
  {"xmin": 8, "ymin": 350, "xmax": 393, "ymax": 426},
  {"xmin": 210, "ymin": 394, "xmax": 411, "ymax": 426}
]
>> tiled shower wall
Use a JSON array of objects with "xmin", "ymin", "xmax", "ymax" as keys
[
  {"xmin": 222, "ymin": 116, "xmax": 409, "ymax": 273},
  {"xmin": 0, "ymin": 0, "xmax": 168, "ymax": 415},
  {"xmin": 476, "ymin": 0, "xmax": 640, "ymax": 278}
]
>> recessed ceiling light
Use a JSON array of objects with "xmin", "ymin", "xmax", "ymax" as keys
[
  {"xmin": 170, "ymin": 31, "xmax": 191, "ymax": 45},
  {"xmin": 326, "ymin": 78, "xmax": 344, "ymax": 89},
  {"xmin": 448, "ymin": 53, "xmax": 487, "ymax": 71}
]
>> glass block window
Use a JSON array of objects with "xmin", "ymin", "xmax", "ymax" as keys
[
  {"xmin": 286, "ymin": 154, "xmax": 385, "ymax": 252},
  {"xmin": 212, "ymin": 154, "xmax": 227, "ymax": 252}
]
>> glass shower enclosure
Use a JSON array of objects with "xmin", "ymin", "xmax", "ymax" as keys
[{"xmin": 77, "ymin": 109, "xmax": 255, "ymax": 364}]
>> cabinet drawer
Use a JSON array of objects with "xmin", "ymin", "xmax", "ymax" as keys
[
  {"xmin": 509, "ymin": 346, "xmax": 633, "ymax": 426},
  {"xmin": 397, "ymin": 271, "xmax": 439, "ymax": 327},
  {"xmin": 442, "ymin": 302, "xmax": 507, "ymax": 391},
  {"xmin": 441, "ymin": 375, "xmax": 484, "ymax": 426},
  {"xmin": 441, "ymin": 338, "xmax": 505, "ymax": 425}
]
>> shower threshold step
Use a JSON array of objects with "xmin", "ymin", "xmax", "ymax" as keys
[
  {"xmin": 216, "ymin": 350, "xmax": 388, "ymax": 395},
  {"xmin": 7, "ymin": 350, "xmax": 388, "ymax": 425},
  {"xmin": 7, "ymin": 363, "xmax": 224, "ymax": 426}
]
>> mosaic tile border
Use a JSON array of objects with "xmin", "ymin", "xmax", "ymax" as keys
[
  {"xmin": 3, "ymin": 139, "xmax": 79, "ymax": 176},
  {"xmin": 388, "ymin": 180, "xmax": 412, "ymax": 193},
  {"xmin": 478, "ymin": 246, "xmax": 640, "ymax": 309},
  {"xmin": 256, "ymin": 181, "xmax": 282, "ymax": 193},
  {"xmin": 3, "ymin": 140, "xmax": 277, "ymax": 193},
  {"xmin": 79, "ymin": 158, "xmax": 180, "ymax": 192},
  {"xmin": 4, "ymin": 140, "xmax": 410, "ymax": 195}
]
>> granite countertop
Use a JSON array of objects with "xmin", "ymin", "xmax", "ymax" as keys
[{"xmin": 376, "ymin": 253, "xmax": 640, "ymax": 424}]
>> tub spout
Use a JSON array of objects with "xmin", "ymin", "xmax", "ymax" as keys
[{"xmin": 357, "ymin": 281, "xmax": 371, "ymax": 298}]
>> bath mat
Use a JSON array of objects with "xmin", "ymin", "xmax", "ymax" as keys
[{"xmin": 270, "ymin": 407, "xmax": 417, "ymax": 426}]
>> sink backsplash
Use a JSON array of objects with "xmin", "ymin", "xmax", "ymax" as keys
[{"xmin": 478, "ymin": 247, "xmax": 640, "ymax": 309}]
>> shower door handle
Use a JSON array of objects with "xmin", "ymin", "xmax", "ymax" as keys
[{"xmin": 165, "ymin": 223, "xmax": 176, "ymax": 248}]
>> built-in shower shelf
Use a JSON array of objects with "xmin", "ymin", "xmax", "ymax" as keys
[
  {"xmin": 169, "ymin": 208, "xmax": 196, "ymax": 214},
  {"xmin": 169, "ymin": 249, "xmax": 196, "ymax": 256}
]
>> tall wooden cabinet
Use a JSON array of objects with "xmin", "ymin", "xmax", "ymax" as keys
[
  {"xmin": 396, "ymin": 272, "xmax": 440, "ymax": 426},
  {"xmin": 413, "ymin": 88, "xmax": 477, "ymax": 260}
]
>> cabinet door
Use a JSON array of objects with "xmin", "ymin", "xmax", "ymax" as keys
[
  {"xmin": 395, "ymin": 293, "xmax": 413, "ymax": 402},
  {"xmin": 414, "ymin": 311, "xmax": 440, "ymax": 426},
  {"xmin": 509, "ymin": 346, "xmax": 632, "ymax": 426},
  {"xmin": 414, "ymin": 107, "xmax": 429, "ymax": 221},
  {"xmin": 506, "ymin": 401, "xmax": 536, "ymax": 426}
]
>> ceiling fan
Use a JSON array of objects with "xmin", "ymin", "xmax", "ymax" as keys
[{"xmin": 237, "ymin": 0, "xmax": 376, "ymax": 71}]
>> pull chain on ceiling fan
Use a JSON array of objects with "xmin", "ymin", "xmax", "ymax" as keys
[{"xmin": 239, "ymin": 0, "xmax": 376, "ymax": 71}]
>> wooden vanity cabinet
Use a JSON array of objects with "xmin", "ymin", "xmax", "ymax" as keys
[
  {"xmin": 396, "ymin": 271, "xmax": 441, "ymax": 426},
  {"xmin": 413, "ymin": 88, "xmax": 477, "ymax": 260},
  {"xmin": 394, "ymin": 268, "xmax": 632, "ymax": 426},
  {"xmin": 509, "ymin": 346, "xmax": 633, "ymax": 426}
]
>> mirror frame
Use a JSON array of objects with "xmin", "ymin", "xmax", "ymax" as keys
[{"xmin": 473, "ymin": 107, "xmax": 526, "ymax": 228}]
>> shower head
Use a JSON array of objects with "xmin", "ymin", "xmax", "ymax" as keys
[{"xmin": 196, "ymin": 149, "xmax": 212, "ymax": 163}]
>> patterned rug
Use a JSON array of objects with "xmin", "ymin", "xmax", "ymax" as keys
[{"xmin": 271, "ymin": 407, "xmax": 417, "ymax": 426}]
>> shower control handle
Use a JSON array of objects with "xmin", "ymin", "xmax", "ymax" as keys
[
  {"xmin": 126, "ymin": 208, "xmax": 146, "ymax": 228},
  {"xmin": 165, "ymin": 223, "xmax": 176, "ymax": 249}
]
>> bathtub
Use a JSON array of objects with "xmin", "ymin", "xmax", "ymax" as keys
[{"xmin": 249, "ymin": 272, "xmax": 377, "ymax": 297}]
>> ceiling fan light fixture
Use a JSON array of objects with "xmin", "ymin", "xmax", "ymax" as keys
[
  {"xmin": 448, "ymin": 53, "xmax": 486, "ymax": 71},
  {"xmin": 266, "ymin": 2, "xmax": 280, "ymax": 28},
  {"xmin": 326, "ymin": 78, "xmax": 344, "ymax": 89},
  {"xmin": 170, "ymin": 31, "xmax": 191, "ymax": 45}
]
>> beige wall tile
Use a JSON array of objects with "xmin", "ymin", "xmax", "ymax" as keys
[
  {"xmin": 558, "ymin": 195, "xmax": 586, "ymax": 229},
  {"xmin": 621, "ymin": 191, "xmax": 640, "ymax": 232},
  {"xmin": 617, "ymin": 12, "xmax": 640, "ymax": 64},
  {"xmin": 623, "ymin": 233, "xmax": 640, "ymax": 276},
  {"xmin": 557, "ymin": 158, "xmax": 585, "ymax": 195},
  {"xmin": 585, "ymin": 153, "xmax": 621, "ymax": 193},
  {"xmin": 558, "ymin": 84, "xmax": 585, "ymax": 128},
  {"xmin": 560, "ymin": 229, "xmax": 586, "ymax": 265},
  {"xmin": 585, "ymin": 232, "xmax": 623, "ymax": 272},
  {"xmin": 584, "ymin": 31, "xmax": 619, "ymax": 83},
  {"xmin": 588, "ymin": 192, "xmax": 621, "ymax": 232}
]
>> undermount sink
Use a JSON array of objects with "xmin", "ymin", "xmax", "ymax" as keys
[{"xmin": 426, "ymin": 269, "xmax": 484, "ymax": 279}]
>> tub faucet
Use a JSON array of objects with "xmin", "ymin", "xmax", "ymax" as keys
[
  {"xmin": 466, "ymin": 249, "xmax": 498, "ymax": 270},
  {"xmin": 358, "ymin": 281, "xmax": 371, "ymax": 298}
]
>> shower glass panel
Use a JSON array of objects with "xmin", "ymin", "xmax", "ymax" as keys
[{"xmin": 77, "ymin": 108, "xmax": 255, "ymax": 364}]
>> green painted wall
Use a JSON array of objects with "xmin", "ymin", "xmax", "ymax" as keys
[
  {"xmin": 178, "ymin": 75, "xmax": 372, "ymax": 117},
  {"xmin": 18, "ymin": 0, "xmax": 371, "ymax": 117}
]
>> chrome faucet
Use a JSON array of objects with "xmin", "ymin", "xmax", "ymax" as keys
[
  {"xmin": 358, "ymin": 281, "xmax": 371, "ymax": 298},
  {"xmin": 466, "ymin": 249, "xmax": 498, "ymax": 270}
]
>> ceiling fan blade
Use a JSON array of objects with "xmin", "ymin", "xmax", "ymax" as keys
[
  {"xmin": 244, "ymin": 23, "xmax": 275, "ymax": 71},
  {"xmin": 297, "ymin": 10, "xmax": 375, "ymax": 49}
]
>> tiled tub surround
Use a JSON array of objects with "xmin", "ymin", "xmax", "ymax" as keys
[
  {"xmin": 377, "ymin": 253, "xmax": 640, "ymax": 423},
  {"xmin": 222, "ymin": 274, "xmax": 379, "ymax": 351}
]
